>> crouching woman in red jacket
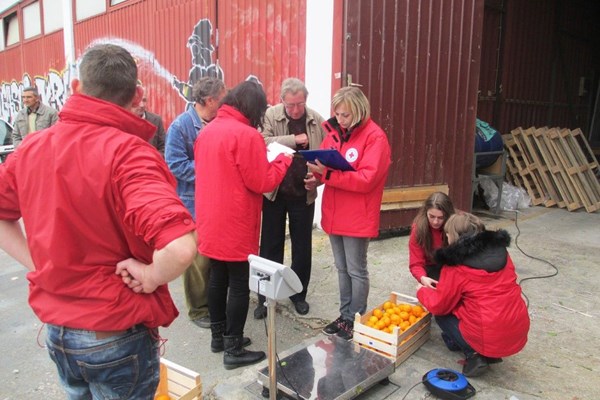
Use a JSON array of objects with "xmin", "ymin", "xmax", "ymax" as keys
[{"xmin": 417, "ymin": 213, "xmax": 530, "ymax": 377}]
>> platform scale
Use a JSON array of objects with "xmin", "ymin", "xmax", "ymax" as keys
[{"xmin": 249, "ymin": 255, "xmax": 395, "ymax": 400}]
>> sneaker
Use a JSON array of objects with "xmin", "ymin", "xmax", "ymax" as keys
[
  {"xmin": 336, "ymin": 319, "xmax": 354, "ymax": 341},
  {"xmin": 254, "ymin": 304, "xmax": 267, "ymax": 320},
  {"xmin": 462, "ymin": 353, "xmax": 489, "ymax": 377},
  {"xmin": 322, "ymin": 316, "xmax": 344, "ymax": 335},
  {"xmin": 191, "ymin": 316, "xmax": 211, "ymax": 329}
]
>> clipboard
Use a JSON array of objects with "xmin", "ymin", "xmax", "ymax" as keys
[{"xmin": 299, "ymin": 149, "xmax": 355, "ymax": 171}]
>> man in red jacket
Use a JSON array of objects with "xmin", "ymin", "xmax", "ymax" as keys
[{"xmin": 0, "ymin": 44, "xmax": 197, "ymax": 398}]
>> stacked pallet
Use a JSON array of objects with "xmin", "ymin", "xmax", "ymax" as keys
[{"xmin": 504, "ymin": 127, "xmax": 600, "ymax": 213}]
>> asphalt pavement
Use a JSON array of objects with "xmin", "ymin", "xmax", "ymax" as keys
[{"xmin": 1, "ymin": 205, "xmax": 599, "ymax": 399}]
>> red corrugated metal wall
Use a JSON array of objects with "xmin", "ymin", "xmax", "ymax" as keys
[
  {"xmin": 343, "ymin": 0, "xmax": 485, "ymax": 227},
  {"xmin": 0, "ymin": 0, "xmax": 305, "ymax": 128}
]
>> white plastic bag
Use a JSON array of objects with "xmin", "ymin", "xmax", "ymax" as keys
[{"xmin": 478, "ymin": 177, "xmax": 531, "ymax": 210}]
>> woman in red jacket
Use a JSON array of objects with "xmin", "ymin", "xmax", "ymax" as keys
[
  {"xmin": 417, "ymin": 213, "xmax": 530, "ymax": 377},
  {"xmin": 409, "ymin": 192, "xmax": 455, "ymax": 288},
  {"xmin": 307, "ymin": 87, "xmax": 391, "ymax": 341},
  {"xmin": 195, "ymin": 81, "xmax": 292, "ymax": 370}
]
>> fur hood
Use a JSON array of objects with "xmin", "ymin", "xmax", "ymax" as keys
[{"xmin": 434, "ymin": 229, "xmax": 511, "ymax": 272}]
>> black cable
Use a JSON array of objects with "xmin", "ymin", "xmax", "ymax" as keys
[
  {"xmin": 513, "ymin": 210, "xmax": 559, "ymax": 308},
  {"xmin": 257, "ymin": 284, "xmax": 302, "ymax": 400},
  {"xmin": 400, "ymin": 377, "xmax": 431, "ymax": 400}
]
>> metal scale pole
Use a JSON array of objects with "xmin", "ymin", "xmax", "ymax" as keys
[{"xmin": 267, "ymin": 298, "xmax": 278, "ymax": 400}]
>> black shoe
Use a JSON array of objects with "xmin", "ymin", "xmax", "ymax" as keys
[
  {"xmin": 254, "ymin": 304, "xmax": 267, "ymax": 320},
  {"xmin": 485, "ymin": 356, "xmax": 503, "ymax": 364},
  {"xmin": 336, "ymin": 319, "xmax": 354, "ymax": 341},
  {"xmin": 322, "ymin": 316, "xmax": 344, "ymax": 335},
  {"xmin": 293, "ymin": 300, "xmax": 309, "ymax": 315},
  {"xmin": 441, "ymin": 332, "xmax": 461, "ymax": 351},
  {"xmin": 462, "ymin": 353, "xmax": 489, "ymax": 377},
  {"xmin": 223, "ymin": 335, "xmax": 266, "ymax": 370}
]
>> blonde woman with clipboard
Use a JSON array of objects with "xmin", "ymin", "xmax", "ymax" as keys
[{"xmin": 306, "ymin": 86, "xmax": 391, "ymax": 341}]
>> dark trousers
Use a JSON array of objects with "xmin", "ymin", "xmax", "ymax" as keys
[
  {"xmin": 435, "ymin": 314, "xmax": 476, "ymax": 357},
  {"xmin": 259, "ymin": 195, "xmax": 315, "ymax": 303},
  {"xmin": 208, "ymin": 259, "xmax": 250, "ymax": 336}
]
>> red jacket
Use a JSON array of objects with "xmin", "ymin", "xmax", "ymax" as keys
[
  {"xmin": 318, "ymin": 117, "xmax": 391, "ymax": 237},
  {"xmin": 195, "ymin": 105, "xmax": 291, "ymax": 261},
  {"xmin": 0, "ymin": 94, "xmax": 195, "ymax": 330},
  {"xmin": 417, "ymin": 230, "xmax": 530, "ymax": 358},
  {"xmin": 408, "ymin": 223, "xmax": 443, "ymax": 281}
]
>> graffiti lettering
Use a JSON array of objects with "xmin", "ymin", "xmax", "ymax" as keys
[{"xmin": 0, "ymin": 70, "xmax": 70, "ymax": 124}]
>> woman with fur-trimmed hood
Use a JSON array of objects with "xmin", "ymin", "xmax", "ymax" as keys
[{"xmin": 417, "ymin": 213, "xmax": 530, "ymax": 377}]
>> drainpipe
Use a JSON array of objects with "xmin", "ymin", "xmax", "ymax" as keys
[{"xmin": 62, "ymin": 0, "xmax": 76, "ymax": 90}]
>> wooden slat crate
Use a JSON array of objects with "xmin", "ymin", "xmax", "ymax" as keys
[
  {"xmin": 353, "ymin": 292, "xmax": 432, "ymax": 367},
  {"xmin": 547, "ymin": 128, "xmax": 600, "ymax": 213},
  {"xmin": 503, "ymin": 134, "xmax": 546, "ymax": 206},
  {"xmin": 533, "ymin": 127, "xmax": 582, "ymax": 211},
  {"xmin": 155, "ymin": 358, "xmax": 202, "ymax": 400}
]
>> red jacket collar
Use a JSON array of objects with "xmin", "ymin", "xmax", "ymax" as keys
[{"xmin": 59, "ymin": 93, "xmax": 156, "ymax": 141}]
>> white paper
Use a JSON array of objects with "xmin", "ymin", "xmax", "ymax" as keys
[{"xmin": 267, "ymin": 142, "xmax": 295, "ymax": 162}]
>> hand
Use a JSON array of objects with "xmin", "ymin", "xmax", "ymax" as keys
[
  {"xmin": 306, "ymin": 159, "xmax": 325, "ymax": 175},
  {"xmin": 420, "ymin": 276, "xmax": 438, "ymax": 289},
  {"xmin": 294, "ymin": 133, "xmax": 309, "ymax": 149},
  {"xmin": 304, "ymin": 172, "xmax": 317, "ymax": 191},
  {"xmin": 116, "ymin": 258, "xmax": 159, "ymax": 294}
]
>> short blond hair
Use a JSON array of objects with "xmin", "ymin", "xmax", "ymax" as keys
[{"xmin": 331, "ymin": 86, "xmax": 370, "ymax": 127}]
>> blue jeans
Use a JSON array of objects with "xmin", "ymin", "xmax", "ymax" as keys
[
  {"xmin": 329, "ymin": 235, "xmax": 370, "ymax": 321},
  {"xmin": 45, "ymin": 324, "xmax": 160, "ymax": 400},
  {"xmin": 434, "ymin": 314, "xmax": 476, "ymax": 357}
]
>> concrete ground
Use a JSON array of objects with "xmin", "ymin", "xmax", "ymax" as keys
[{"xmin": 1, "ymin": 205, "xmax": 598, "ymax": 399}]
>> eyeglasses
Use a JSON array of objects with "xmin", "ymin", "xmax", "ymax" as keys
[{"xmin": 282, "ymin": 101, "xmax": 306, "ymax": 109}]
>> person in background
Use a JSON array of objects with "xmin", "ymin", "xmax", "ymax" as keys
[
  {"xmin": 254, "ymin": 77, "xmax": 327, "ymax": 319},
  {"xmin": 0, "ymin": 44, "xmax": 197, "ymax": 398},
  {"xmin": 417, "ymin": 213, "xmax": 530, "ymax": 377},
  {"xmin": 132, "ymin": 87, "xmax": 166, "ymax": 156},
  {"xmin": 307, "ymin": 86, "xmax": 391, "ymax": 341},
  {"xmin": 408, "ymin": 192, "xmax": 456, "ymax": 288},
  {"xmin": 166, "ymin": 77, "xmax": 227, "ymax": 329},
  {"xmin": 12, "ymin": 86, "xmax": 58, "ymax": 148},
  {"xmin": 195, "ymin": 81, "xmax": 292, "ymax": 370}
]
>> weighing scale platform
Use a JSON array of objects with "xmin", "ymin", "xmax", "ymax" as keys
[{"xmin": 256, "ymin": 335, "xmax": 395, "ymax": 400}]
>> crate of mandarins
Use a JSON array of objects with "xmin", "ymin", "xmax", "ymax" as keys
[{"xmin": 353, "ymin": 292, "xmax": 432, "ymax": 366}]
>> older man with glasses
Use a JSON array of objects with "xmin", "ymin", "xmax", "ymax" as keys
[{"xmin": 254, "ymin": 78, "xmax": 326, "ymax": 319}]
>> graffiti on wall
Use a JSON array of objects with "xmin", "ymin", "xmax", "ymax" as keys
[
  {"xmin": 0, "ymin": 70, "xmax": 70, "ymax": 124},
  {"xmin": 0, "ymin": 18, "xmax": 261, "ymax": 125}
]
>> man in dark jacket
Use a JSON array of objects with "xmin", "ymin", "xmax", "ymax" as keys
[{"xmin": 132, "ymin": 87, "xmax": 166, "ymax": 157}]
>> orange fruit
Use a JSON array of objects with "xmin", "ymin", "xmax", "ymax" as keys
[
  {"xmin": 383, "ymin": 301, "xmax": 393, "ymax": 310},
  {"xmin": 400, "ymin": 321, "xmax": 411, "ymax": 331},
  {"xmin": 399, "ymin": 311, "xmax": 410, "ymax": 321},
  {"xmin": 156, "ymin": 395, "xmax": 171, "ymax": 400},
  {"xmin": 376, "ymin": 320, "xmax": 386, "ymax": 330},
  {"xmin": 369, "ymin": 315, "xmax": 379, "ymax": 324},
  {"xmin": 390, "ymin": 314, "xmax": 401, "ymax": 325},
  {"xmin": 373, "ymin": 308, "xmax": 383, "ymax": 318},
  {"xmin": 408, "ymin": 315, "xmax": 417, "ymax": 325},
  {"xmin": 412, "ymin": 305, "xmax": 424, "ymax": 317},
  {"xmin": 382, "ymin": 316, "xmax": 391, "ymax": 327},
  {"xmin": 400, "ymin": 304, "xmax": 412, "ymax": 313}
]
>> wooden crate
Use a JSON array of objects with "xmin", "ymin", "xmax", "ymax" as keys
[
  {"xmin": 353, "ymin": 292, "xmax": 432, "ymax": 367},
  {"xmin": 155, "ymin": 358, "xmax": 202, "ymax": 400}
]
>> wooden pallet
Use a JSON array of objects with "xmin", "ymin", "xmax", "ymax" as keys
[
  {"xmin": 547, "ymin": 128, "xmax": 600, "ymax": 212},
  {"xmin": 511, "ymin": 127, "xmax": 561, "ymax": 208},
  {"xmin": 532, "ymin": 127, "xmax": 582, "ymax": 211},
  {"xmin": 503, "ymin": 133, "xmax": 546, "ymax": 206}
]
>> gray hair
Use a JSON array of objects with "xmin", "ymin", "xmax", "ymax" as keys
[
  {"xmin": 280, "ymin": 78, "xmax": 308, "ymax": 99},
  {"xmin": 23, "ymin": 86, "xmax": 39, "ymax": 96},
  {"xmin": 192, "ymin": 77, "xmax": 226, "ymax": 106}
]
